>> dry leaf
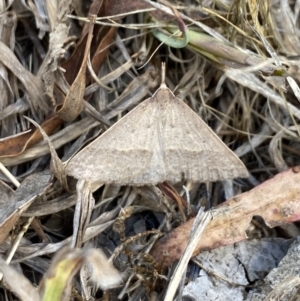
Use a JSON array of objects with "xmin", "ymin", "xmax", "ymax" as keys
[
  {"xmin": 56, "ymin": 15, "xmax": 95, "ymax": 122},
  {"xmin": 88, "ymin": 26, "xmax": 117, "ymax": 84},
  {"xmin": 62, "ymin": 0, "xmax": 116, "ymax": 85},
  {"xmin": 66, "ymin": 64, "xmax": 248, "ymax": 185},
  {"xmin": 0, "ymin": 115, "xmax": 63, "ymax": 158},
  {"xmin": 24, "ymin": 117, "xmax": 68, "ymax": 191},
  {"xmin": 56, "ymin": 0, "xmax": 122, "ymax": 121},
  {"xmin": 0, "ymin": 171, "xmax": 52, "ymax": 244},
  {"xmin": 157, "ymin": 182, "xmax": 187, "ymax": 220},
  {"xmin": 150, "ymin": 167, "xmax": 300, "ymax": 267}
]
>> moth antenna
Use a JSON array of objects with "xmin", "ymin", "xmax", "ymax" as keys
[{"xmin": 160, "ymin": 62, "xmax": 167, "ymax": 89}]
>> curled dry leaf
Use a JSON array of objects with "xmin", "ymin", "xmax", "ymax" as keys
[
  {"xmin": 57, "ymin": 0, "xmax": 124, "ymax": 122},
  {"xmin": 0, "ymin": 171, "xmax": 53, "ymax": 244},
  {"xmin": 24, "ymin": 117, "xmax": 68, "ymax": 191},
  {"xmin": 89, "ymin": 26, "xmax": 117, "ymax": 83},
  {"xmin": 62, "ymin": 0, "xmax": 118, "ymax": 86},
  {"xmin": 150, "ymin": 167, "xmax": 300, "ymax": 267},
  {"xmin": 0, "ymin": 115, "xmax": 63, "ymax": 158},
  {"xmin": 56, "ymin": 16, "xmax": 95, "ymax": 122},
  {"xmin": 269, "ymin": 130, "xmax": 289, "ymax": 171},
  {"xmin": 157, "ymin": 182, "xmax": 187, "ymax": 221}
]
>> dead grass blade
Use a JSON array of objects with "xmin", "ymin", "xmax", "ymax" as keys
[
  {"xmin": 2, "ymin": 0, "xmax": 300, "ymax": 300},
  {"xmin": 0, "ymin": 41, "xmax": 50, "ymax": 114}
]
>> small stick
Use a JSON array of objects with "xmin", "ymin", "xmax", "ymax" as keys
[{"xmin": 0, "ymin": 162, "xmax": 20, "ymax": 188}]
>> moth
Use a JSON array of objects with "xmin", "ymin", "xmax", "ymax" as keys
[{"xmin": 66, "ymin": 63, "xmax": 248, "ymax": 185}]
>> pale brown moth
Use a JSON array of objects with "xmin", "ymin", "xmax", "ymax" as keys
[{"xmin": 66, "ymin": 63, "xmax": 248, "ymax": 185}]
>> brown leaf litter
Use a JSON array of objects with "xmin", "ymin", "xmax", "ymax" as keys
[
  {"xmin": 1, "ymin": 0, "xmax": 300, "ymax": 301},
  {"xmin": 150, "ymin": 167, "xmax": 300, "ymax": 267}
]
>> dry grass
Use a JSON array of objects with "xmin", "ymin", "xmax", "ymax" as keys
[{"xmin": 0, "ymin": 0, "xmax": 300, "ymax": 300}]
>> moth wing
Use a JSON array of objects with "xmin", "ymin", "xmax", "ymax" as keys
[
  {"xmin": 157, "ymin": 89, "xmax": 248, "ymax": 182},
  {"xmin": 66, "ymin": 96, "xmax": 166, "ymax": 185}
]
